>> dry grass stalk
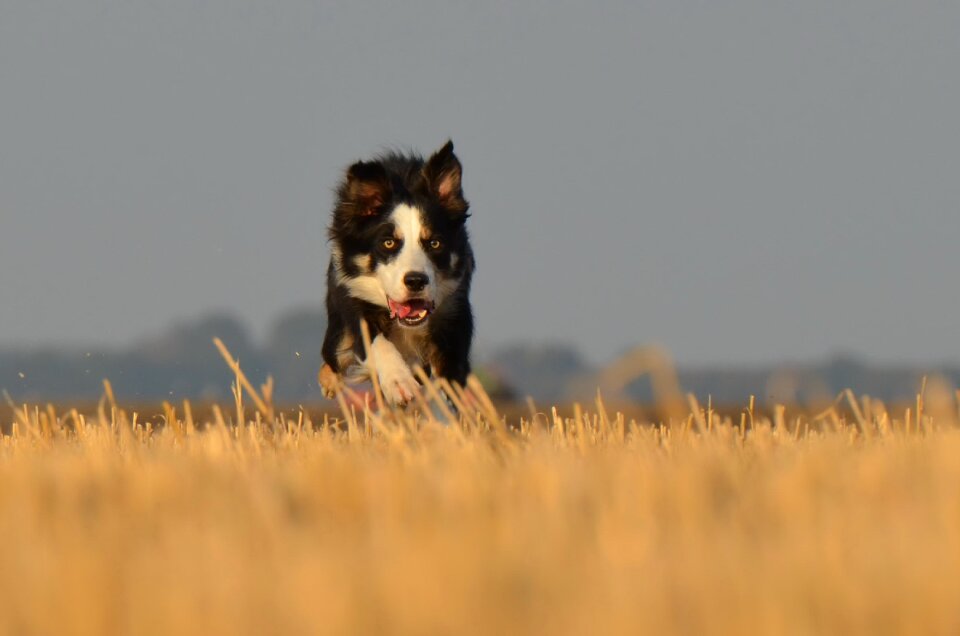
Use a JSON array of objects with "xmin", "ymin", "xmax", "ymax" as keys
[{"xmin": 3, "ymin": 349, "xmax": 960, "ymax": 635}]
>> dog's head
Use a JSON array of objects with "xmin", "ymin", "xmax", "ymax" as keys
[{"xmin": 330, "ymin": 141, "xmax": 472, "ymax": 328}]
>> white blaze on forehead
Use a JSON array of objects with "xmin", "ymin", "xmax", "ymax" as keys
[
  {"xmin": 376, "ymin": 204, "xmax": 437, "ymax": 303},
  {"xmin": 391, "ymin": 204, "xmax": 426, "ymax": 243}
]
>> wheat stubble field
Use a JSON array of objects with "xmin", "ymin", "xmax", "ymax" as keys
[{"xmin": 2, "ymin": 345, "xmax": 960, "ymax": 635}]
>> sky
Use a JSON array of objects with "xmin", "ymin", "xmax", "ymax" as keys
[{"xmin": 1, "ymin": 0, "xmax": 959, "ymax": 366}]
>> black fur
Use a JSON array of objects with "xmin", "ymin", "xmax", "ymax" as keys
[{"xmin": 322, "ymin": 141, "xmax": 475, "ymax": 387}]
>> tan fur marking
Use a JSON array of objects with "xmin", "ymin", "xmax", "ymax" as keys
[
  {"xmin": 352, "ymin": 254, "xmax": 372, "ymax": 273},
  {"xmin": 318, "ymin": 364, "xmax": 341, "ymax": 399}
]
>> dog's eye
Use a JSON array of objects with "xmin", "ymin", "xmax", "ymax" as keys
[
  {"xmin": 382, "ymin": 238, "xmax": 398, "ymax": 250},
  {"xmin": 429, "ymin": 239, "xmax": 442, "ymax": 250}
]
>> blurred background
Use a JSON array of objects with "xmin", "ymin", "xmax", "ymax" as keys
[{"xmin": 2, "ymin": 1, "xmax": 958, "ymax": 405}]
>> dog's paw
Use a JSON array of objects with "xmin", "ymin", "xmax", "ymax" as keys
[
  {"xmin": 377, "ymin": 358, "xmax": 419, "ymax": 406},
  {"xmin": 318, "ymin": 364, "xmax": 341, "ymax": 399}
]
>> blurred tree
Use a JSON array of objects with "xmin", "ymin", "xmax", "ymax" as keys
[
  {"xmin": 266, "ymin": 307, "xmax": 327, "ymax": 401},
  {"xmin": 487, "ymin": 344, "xmax": 590, "ymax": 402}
]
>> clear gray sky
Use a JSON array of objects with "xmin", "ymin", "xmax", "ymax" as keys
[{"xmin": 2, "ymin": 1, "xmax": 958, "ymax": 365}]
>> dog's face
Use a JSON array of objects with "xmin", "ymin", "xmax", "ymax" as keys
[{"xmin": 330, "ymin": 141, "xmax": 471, "ymax": 329}]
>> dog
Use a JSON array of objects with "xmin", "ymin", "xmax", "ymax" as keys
[{"xmin": 318, "ymin": 141, "xmax": 474, "ymax": 406}]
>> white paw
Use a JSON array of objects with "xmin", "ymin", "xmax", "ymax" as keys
[{"xmin": 378, "ymin": 360, "xmax": 419, "ymax": 406}]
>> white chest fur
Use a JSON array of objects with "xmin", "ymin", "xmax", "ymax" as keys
[{"xmin": 388, "ymin": 327, "xmax": 429, "ymax": 367}]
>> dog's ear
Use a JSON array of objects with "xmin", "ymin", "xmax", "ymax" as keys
[
  {"xmin": 344, "ymin": 160, "xmax": 391, "ymax": 217},
  {"xmin": 423, "ymin": 140, "xmax": 469, "ymax": 216}
]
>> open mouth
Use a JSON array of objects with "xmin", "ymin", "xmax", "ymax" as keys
[{"xmin": 388, "ymin": 298, "xmax": 435, "ymax": 326}]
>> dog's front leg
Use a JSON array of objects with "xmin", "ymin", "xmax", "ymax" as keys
[
  {"xmin": 318, "ymin": 363, "xmax": 341, "ymax": 399},
  {"xmin": 368, "ymin": 335, "xmax": 419, "ymax": 406}
]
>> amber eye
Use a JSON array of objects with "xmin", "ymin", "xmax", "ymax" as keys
[
  {"xmin": 429, "ymin": 238, "xmax": 442, "ymax": 250},
  {"xmin": 382, "ymin": 238, "xmax": 397, "ymax": 250}
]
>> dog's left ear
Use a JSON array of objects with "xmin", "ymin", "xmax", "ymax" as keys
[{"xmin": 423, "ymin": 140, "xmax": 469, "ymax": 216}]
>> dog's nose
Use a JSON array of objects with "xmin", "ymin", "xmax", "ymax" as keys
[{"xmin": 403, "ymin": 272, "xmax": 429, "ymax": 292}]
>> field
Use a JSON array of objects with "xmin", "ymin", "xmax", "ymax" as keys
[{"xmin": 2, "ymin": 347, "xmax": 960, "ymax": 636}]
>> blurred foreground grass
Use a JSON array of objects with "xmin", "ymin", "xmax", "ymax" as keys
[{"xmin": 2, "ymin": 366, "xmax": 960, "ymax": 636}]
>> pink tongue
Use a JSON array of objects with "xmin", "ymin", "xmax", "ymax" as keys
[{"xmin": 396, "ymin": 303, "xmax": 414, "ymax": 319}]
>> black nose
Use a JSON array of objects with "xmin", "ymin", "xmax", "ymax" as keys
[{"xmin": 403, "ymin": 272, "xmax": 429, "ymax": 292}]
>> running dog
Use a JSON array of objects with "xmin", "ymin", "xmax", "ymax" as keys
[{"xmin": 319, "ymin": 141, "xmax": 474, "ymax": 405}]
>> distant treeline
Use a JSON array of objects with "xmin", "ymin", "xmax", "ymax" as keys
[
  {"xmin": 1, "ymin": 310, "xmax": 325, "ymax": 403},
  {"xmin": 2, "ymin": 310, "xmax": 954, "ymax": 405},
  {"xmin": 487, "ymin": 346, "xmax": 956, "ymax": 406}
]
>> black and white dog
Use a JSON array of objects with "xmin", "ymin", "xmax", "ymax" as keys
[{"xmin": 319, "ymin": 141, "xmax": 474, "ymax": 405}]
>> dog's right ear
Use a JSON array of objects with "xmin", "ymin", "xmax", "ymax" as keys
[{"xmin": 344, "ymin": 161, "xmax": 391, "ymax": 217}]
